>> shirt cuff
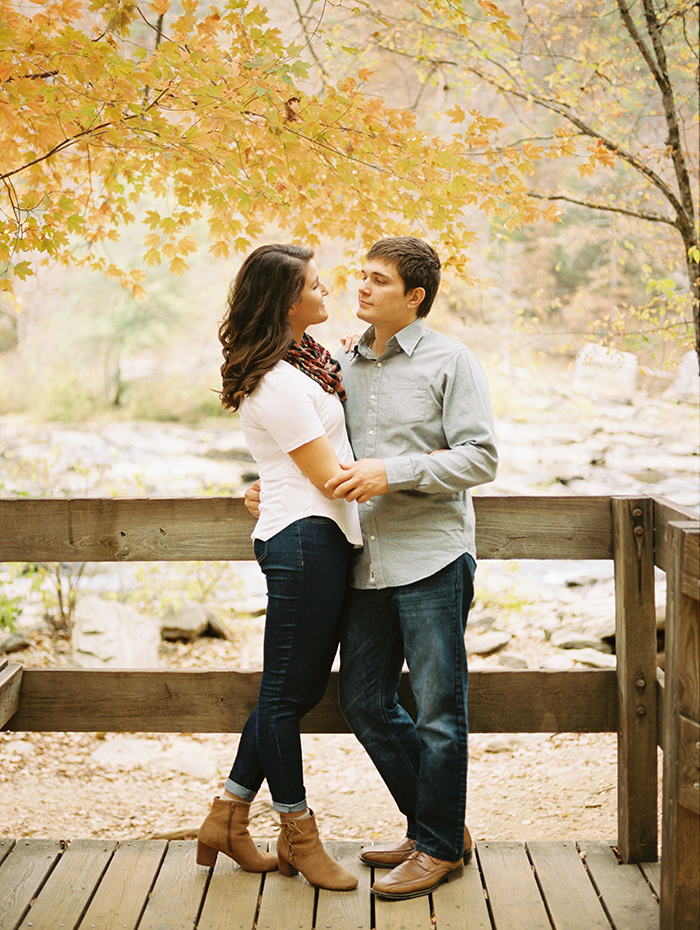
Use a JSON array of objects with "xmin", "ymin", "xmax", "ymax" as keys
[{"xmin": 384, "ymin": 455, "xmax": 418, "ymax": 491}]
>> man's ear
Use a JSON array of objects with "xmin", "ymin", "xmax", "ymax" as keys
[{"xmin": 407, "ymin": 287, "xmax": 425, "ymax": 310}]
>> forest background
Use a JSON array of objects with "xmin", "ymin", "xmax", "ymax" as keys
[{"xmin": 0, "ymin": 0, "xmax": 697, "ymax": 423}]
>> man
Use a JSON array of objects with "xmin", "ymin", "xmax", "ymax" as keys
[{"xmin": 247, "ymin": 237, "xmax": 497, "ymax": 899}]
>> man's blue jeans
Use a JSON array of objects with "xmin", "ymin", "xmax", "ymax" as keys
[
  {"xmin": 338, "ymin": 553, "xmax": 475, "ymax": 861},
  {"xmin": 226, "ymin": 517, "xmax": 351, "ymax": 813}
]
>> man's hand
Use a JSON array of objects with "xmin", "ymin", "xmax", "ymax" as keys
[
  {"xmin": 325, "ymin": 460, "xmax": 388, "ymax": 503},
  {"xmin": 244, "ymin": 479, "xmax": 261, "ymax": 519}
]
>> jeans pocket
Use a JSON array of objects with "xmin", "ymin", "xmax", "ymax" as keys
[{"xmin": 253, "ymin": 538, "xmax": 268, "ymax": 565}]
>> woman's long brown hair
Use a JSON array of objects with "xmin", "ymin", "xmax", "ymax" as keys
[{"xmin": 218, "ymin": 244, "xmax": 313, "ymax": 411}]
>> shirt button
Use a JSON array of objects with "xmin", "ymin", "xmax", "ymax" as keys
[
  {"xmin": 376, "ymin": 362, "xmax": 382, "ymax": 367},
  {"xmin": 368, "ymin": 429, "xmax": 374, "ymax": 435},
  {"xmin": 370, "ymin": 394, "xmax": 376, "ymax": 400},
  {"xmin": 370, "ymin": 535, "xmax": 376, "ymax": 540}
]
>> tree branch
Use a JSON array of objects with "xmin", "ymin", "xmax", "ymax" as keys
[
  {"xmin": 527, "ymin": 191, "xmax": 681, "ymax": 229},
  {"xmin": 0, "ymin": 89, "xmax": 171, "ymax": 183},
  {"xmin": 462, "ymin": 62, "xmax": 689, "ymax": 225}
]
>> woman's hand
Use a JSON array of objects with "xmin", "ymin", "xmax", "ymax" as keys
[
  {"xmin": 244, "ymin": 480, "xmax": 262, "ymax": 518},
  {"xmin": 339, "ymin": 330, "xmax": 363, "ymax": 353}
]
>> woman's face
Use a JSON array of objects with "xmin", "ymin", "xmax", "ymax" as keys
[{"xmin": 289, "ymin": 259, "xmax": 329, "ymax": 342}]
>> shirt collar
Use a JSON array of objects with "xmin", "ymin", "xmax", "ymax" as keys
[{"xmin": 354, "ymin": 318, "xmax": 426, "ymax": 359}]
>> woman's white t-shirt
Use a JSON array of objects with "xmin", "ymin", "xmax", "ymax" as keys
[{"xmin": 239, "ymin": 361, "xmax": 362, "ymax": 546}]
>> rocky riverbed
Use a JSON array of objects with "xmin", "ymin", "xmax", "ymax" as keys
[{"xmin": 0, "ymin": 357, "xmax": 697, "ymax": 846}]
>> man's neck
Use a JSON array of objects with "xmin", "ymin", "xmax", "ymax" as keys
[{"xmin": 371, "ymin": 318, "xmax": 417, "ymax": 357}]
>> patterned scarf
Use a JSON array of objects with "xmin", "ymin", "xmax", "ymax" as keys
[{"xmin": 285, "ymin": 333, "xmax": 347, "ymax": 403}]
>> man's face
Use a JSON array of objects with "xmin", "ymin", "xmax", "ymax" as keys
[{"xmin": 357, "ymin": 259, "xmax": 424, "ymax": 335}]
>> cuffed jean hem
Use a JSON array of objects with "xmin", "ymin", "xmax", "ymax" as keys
[
  {"xmin": 224, "ymin": 778, "xmax": 257, "ymax": 802},
  {"xmin": 272, "ymin": 798, "xmax": 307, "ymax": 814}
]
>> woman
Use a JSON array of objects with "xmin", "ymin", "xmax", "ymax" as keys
[{"xmin": 196, "ymin": 244, "xmax": 361, "ymax": 892}]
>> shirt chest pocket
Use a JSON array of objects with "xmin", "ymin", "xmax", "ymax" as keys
[{"xmin": 385, "ymin": 384, "xmax": 428, "ymax": 424}]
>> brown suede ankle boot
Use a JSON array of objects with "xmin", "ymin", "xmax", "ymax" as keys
[
  {"xmin": 196, "ymin": 797, "xmax": 277, "ymax": 872},
  {"xmin": 277, "ymin": 810, "xmax": 358, "ymax": 891}
]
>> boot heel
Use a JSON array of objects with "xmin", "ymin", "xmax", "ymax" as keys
[
  {"xmin": 278, "ymin": 855, "xmax": 298, "ymax": 877},
  {"xmin": 196, "ymin": 841, "xmax": 218, "ymax": 868}
]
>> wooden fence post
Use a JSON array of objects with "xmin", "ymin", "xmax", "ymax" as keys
[
  {"xmin": 612, "ymin": 496, "xmax": 658, "ymax": 863},
  {"xmin": 660, "ymin": 521, "xmax": 700, "ymax": 930}
]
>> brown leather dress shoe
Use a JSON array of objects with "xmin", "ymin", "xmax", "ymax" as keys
[
  {"xmin": 371, "ymin": 850, "xmax": 463, "ymax": 899},
  {"xmin": 361, "ymin": 826, "xmax": 472, "ymax": 868}
]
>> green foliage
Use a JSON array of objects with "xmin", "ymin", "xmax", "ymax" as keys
[
  {"xmin": 0, "ymin": 590, "xmax": 21, "ymax": 632},
  {"xmin": 125, "ymin": 561, "xmax": 245, "ymax": 619}
]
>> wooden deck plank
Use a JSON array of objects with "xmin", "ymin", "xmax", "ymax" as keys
[
  {"xmin": 196, "ymin": 843, "xmax": 268, "ymax": 930},
  {"xmin": 579, "ymin": 841, "xmax": 659, "ymax": 930},
  {"xmin": 17, "ymin": 839, "xmax": 115, "ymax": 930},
  {"xmin": 255, "ymin": 857, "xmax": 316, "ymax": 930},
  {"xmin": 0, "ymin": 839, "xmax": 63, "ymax": 930},
  {"xmin": 315, "ymin": 841, "xmax": 371, "ymax": 930},
  {"xmin": 431, "ymin": 852, "xmax": 492, "ymax": 930},
  {"xmin": 78, "ymin": 839, "xmax": 167, "ymax": 930},
  {"xmin": 374, "ymin": 891, "xmax": 433, "ymax": 930},
  {"xmin": 137, "ymin": 840, "xmax": 207, "ymax": 930},
  {"xmin": 477, "ymin": 841, "xmax": 550, "ymax": 930},
  {"xmin": 640, "ymin": 860, "xmax": 661, "ymax": 898},
  {"xmin": 528, "ymin": 840, "xmax": 609, "ymax": 929},
  {"xmin": 0, "ymin": 837, "xmax": 665, "ymax": 930}
]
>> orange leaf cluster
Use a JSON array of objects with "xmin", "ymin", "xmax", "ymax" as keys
[{"xmin": 0, "ymin": 0, "xmax": 552, "ymax": 292}]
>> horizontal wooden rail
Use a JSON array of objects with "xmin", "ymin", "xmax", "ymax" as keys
[
  {"xmin": 1, "ymin": 494, "xmax": 693, "ymax": 565},
  {"xmin": 3, "ymin": 667, "xmax": 618, "ymax": 735},
  {"xmin": 0, "ymin": 495, "xmax": 617, "ymax": 562}
]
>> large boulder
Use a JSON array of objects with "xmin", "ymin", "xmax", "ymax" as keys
[
  {"xmin": 72, "ymin": 595, "xmax": 161, "ymax": 668},
  {"xmin": 664, "ymin": 350, "xmax": 699, "ymax": 404},
  {"xmin": 572, "ymin": 343, "xmax": 638, "ymax": 402}
]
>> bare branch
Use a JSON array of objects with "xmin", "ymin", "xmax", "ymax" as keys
[
  {"xmin": 462, "ymin": 62, "xmax": 689, "ymax": 225},
  {"xmin": 527, "ymin": 191, "xmax": 681, "ymax": 229}
]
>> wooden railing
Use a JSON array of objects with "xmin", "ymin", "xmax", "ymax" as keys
[{"xmin": 1, "ymin": 493, "xmax": 698, "ymax": 925}]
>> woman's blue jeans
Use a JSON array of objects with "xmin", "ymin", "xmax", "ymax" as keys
[
  {"xmin": 226, "ymin": 517, "xmax": 351, "ymax": 813},
  {"xmin": 338, "ymin": 553, "xmax": 475, "ymax": 861}
]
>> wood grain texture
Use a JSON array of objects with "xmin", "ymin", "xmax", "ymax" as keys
[
  {"xmin": 431, "ymin": 852, "xmax": 492, "ymax": 930},
  {"xmin": 0, "ymin": 839, "xmax": 63, "ymax": 930},
  {"xmin": 0, "ymin": 497, "xmax": 255, "ymax": 562},
  {"xmin": 255, "ymin": 858, "xmax": 316, "ymax": 930},
  {"xmin": 17, "ymin": 838, "xmax": 116, "ymax": 930},
  {"xmin": 0, "ymin": 839, "xmax": 664, "ymax": 930},
  {"xmin": 660, "ymin": 522, "xmax": 700, "ymax": 930},
  {"xmin": 197, "ymin": 845, "xmax": 267, "ymax": 930},
  {"xmin": 79, "ymin": 840, "xmax": 167, "ymax": 930},
  {"xmin": 315, "ymin": 841, "xmax": 371, "ymax": 930},
  {"xmin": 579, "ymin": 841, "xmax": 659, "ymax": 930},
  {"xmin": 652, "ymin": 498, "xmax": 698, "ymax": 573},
  {"xmin": 137, "ymin": 840, "xmax": 208, "ymax": 930},
  {"xmin": 0, "ymin": 662, "xmax": 22, "ymax": 729},
  {"xmin": 477, "ymin": 842, "xmax": 551, "ymax": 930},
  {"xmin": 0, "ymin": 495, "xmax": 615, "ymax": 563},
  {"xmin": 3, "ymin": 668, "xmax": 618, "ymax": 734},
  {"xmin": 528, "ymin": 841, "xmax": 609, "ymax": 930},
  {"xmin": 613, "ymin": 497, "xmax": 658, "ymax": 863}
]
